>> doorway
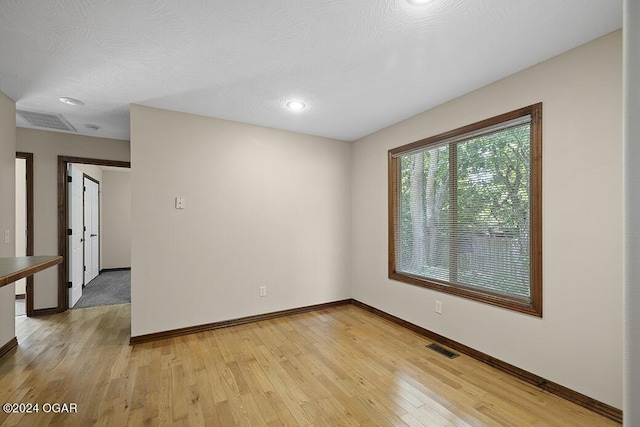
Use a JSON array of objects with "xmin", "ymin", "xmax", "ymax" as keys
[
  {"xmin": 57, "ymin": 156, "xmax": 130, "ymax": 312},
  {"xmin": 15, "ymin": 152, "xmax": 33, "ymax": 317}
]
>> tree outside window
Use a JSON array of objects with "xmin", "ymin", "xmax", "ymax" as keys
[{"xmin": 389, "ymin": 104, "xmax": 542, "ymax": 316}]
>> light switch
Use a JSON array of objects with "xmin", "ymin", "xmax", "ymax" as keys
[{"xmin": 175, "ymin": 196, "xmax": 185, "ymax": 210}]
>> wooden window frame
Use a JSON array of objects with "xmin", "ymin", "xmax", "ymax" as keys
[{"xmin": 388, "ymin": 103, "xmax": 542, "ymax": 316}]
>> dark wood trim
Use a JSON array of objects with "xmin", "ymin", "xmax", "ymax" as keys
[
  {"xmin": 530, "ymin": 104, "xmax": 543, "ymax": 316},
  {"xmin": 100, "ymin": 267, "xmax": 131, "ymax": 273},
  {"xmin": 388, "ymin": 153, "xmax": 398, "ymax": 279},
  {"xmin": 387, "ymin": 103, "xmax": 543, "ymax": 317},
  {"xmin": 16, "ymin": 152, "xmax": 35, "ymax": 316},
  {"xmin": 350, "ymin": 299, "xmax": 621, "ymax": 423},
  {"xmin": 31, "ymin": 307, "xmax": 61, "ymax": 317},
  {"xmin": 0, "ymin": 337, "xmax": 18, "ymax": 359},
  {"xmin": 58, "ymin": 156, "xmax": 130, "ymax": 313},
  {"xmin": 130, "ymin": 299, "xmax": 352, "ymax": 345},
  {"xmin": 388, "ymin": 272, "xmax": 539, "ymax": 314},
  {"xmin": 389, "ymin": 104, "xmax": 541, "ymax": 156},
  {"xmin": 57, "ymin": 157, "xmax": 65, "ymax": 311}
]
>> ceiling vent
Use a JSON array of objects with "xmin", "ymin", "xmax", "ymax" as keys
[{"xmin": 17, "ymin": 110, "xmax": 76, "ymax": 132}]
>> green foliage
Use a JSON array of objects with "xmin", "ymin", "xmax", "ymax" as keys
[
  {"xmin": 396, "ymin": 124, "xmax": 531, "ymax": 297},
  {"xmin": 457, "ymin": 125, "xmax": 530, "ymax": 233}
]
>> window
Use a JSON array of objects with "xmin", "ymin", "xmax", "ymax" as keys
[{"xmin": 388, "ymin": 104, "xmax": 542, "ymax": 316}]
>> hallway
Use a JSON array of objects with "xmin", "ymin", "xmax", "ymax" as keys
[{"xmin": 73, "ymin": 269, "xmax": 131, "ymax": 309}]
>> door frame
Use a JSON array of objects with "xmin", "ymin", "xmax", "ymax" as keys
[
  {"xmin": 57, "ymin": 156, "xmax": 130, "ymax": 312},
  {"xmin": 82, "ymin": 173, "xmax": 100, "ymax": 287},
  {"xmin": 16, "ymin": 152, "xmax": 34, "ymax": 317}
]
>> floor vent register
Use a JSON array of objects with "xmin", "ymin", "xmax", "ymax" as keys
[{"xmin": 426, "ymin": 343, "xmax": 459, "ymax": 359}]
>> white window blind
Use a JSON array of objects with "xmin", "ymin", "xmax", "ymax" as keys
[{"xmin": 394, "ymin": 116, "xmax": 532, "ymax": 301}]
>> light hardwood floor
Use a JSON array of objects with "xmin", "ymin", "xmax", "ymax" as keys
[{"xmin": 0, "ymin": 304, "xmax": 618, "ymax": 426}]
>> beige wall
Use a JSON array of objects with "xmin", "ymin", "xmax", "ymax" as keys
[
  {"xmin": 130, "ymin": 105, "xmax": 352, "ymax": 337},
  {"xmin": 101, "ymin": 169, "xmax": 131, "ymax": 269},
  {"xmin": 0, "ymin": 90, "xmax": 16, "ymax": 348},
  {"xmin": 16, "ymin": 128, "xmax": 129, "ymax": 309},
  {"xmin": 351, "ymin": 31, "xmax": 623, "ymax": 408}
]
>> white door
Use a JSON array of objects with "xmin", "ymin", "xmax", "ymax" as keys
[
  {"xmin": 84, "ymin": 177, "xmax": 100, "ymax": 284},
  {"xmin": 68, "ymin": 165, "xmax": 83, "ymax": 307}
]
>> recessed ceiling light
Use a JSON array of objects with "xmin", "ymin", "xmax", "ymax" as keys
[
  {"xmin": 286, "ymin": 100, "xmax": 306, "ymax": 112},
  {"xmin": 407, "ymin": 0, "xmax": 431, "ymax": 4},
  {"xmin": 84, "ymin": 124, "xmax": 100, "ymax": 131},
  {"xmin": 59, "ymin": 97, "xmax": 85, "ymax": 106}
]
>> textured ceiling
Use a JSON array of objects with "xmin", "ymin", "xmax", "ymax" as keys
[{"xmin": 0, "ymin": 0, "xmax": 622, "ymax": 142}]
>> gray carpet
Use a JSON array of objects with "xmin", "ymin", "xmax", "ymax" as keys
[
  {"xmin": 73, "ymin": 270, "xmax": 131, "ymax": 309},
  {"xmin": 15, "ymin": 298, "xmax": 25, "ymax": 316}
]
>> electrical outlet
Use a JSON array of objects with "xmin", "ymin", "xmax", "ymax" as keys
[
  {"xmin": 175, "ymin": 196, "xmax": 185, "ymax": 209},
  {"xmin": 435, "ymin": 300, "xmax": 442, "ymax": 314},
  {"xmin": 259, "ymin": 286, "xmax": 267, "ymax": 297},
  {"xmin": 4, "ymin": 230, "xmax": 9, "ymax": 243}
]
